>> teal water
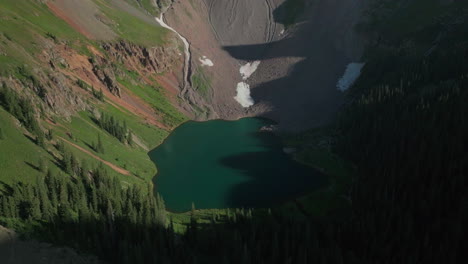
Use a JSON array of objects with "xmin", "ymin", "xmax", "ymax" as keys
[{"xmin": 149, "ymin": 118, "xmax": 327, "ymax": 212}]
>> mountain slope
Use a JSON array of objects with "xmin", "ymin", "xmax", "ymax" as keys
[{"xmin": 0, "ymin": 0, "xmax": 189, "ymax": 186}]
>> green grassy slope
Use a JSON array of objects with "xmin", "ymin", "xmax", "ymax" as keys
[
  {"xmin": 0, "ymin": 109, "xmax": 52, "ymax": 184},
  {"xmin": 95, "ymin": 0, "xmax": 168, "ymax": 47},
  {"xmin": 0, "ymin": 0, "xmax": 184, "ymax": 187},
  {"xmin": 0, "ymin": 0, "xmax": 85, "ymax": 71},
  {"xmin": 117, "ymin": 71, "xmax": 187, "ymax": 127}
]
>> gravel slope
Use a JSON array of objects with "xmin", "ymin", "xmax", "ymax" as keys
[
  {"xmin": 205, "ymin": 0, "xmax": 282, "ymax": 45},
  {"xmin": 203, "ymin": 0, "xmax": 367, "ymax": 131}
]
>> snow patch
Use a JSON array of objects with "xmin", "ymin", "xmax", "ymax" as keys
[
  {"xmin": 240, "ymin": 61, "xmax": 261, "ymax": 80},
  {"xmin": 234, "ymin": 61, "xmax": 261, "ymax": 108},
  {"xmin": 234, "ymin": 82, "xmax": 254, "ymax": 108},
  {"xmin": 199, "ymin": 56, "xmax": 214, "ymax": 67},
  {"xmin": 337, "ymin": 63, "xmax": 365, "ymax": 92}
]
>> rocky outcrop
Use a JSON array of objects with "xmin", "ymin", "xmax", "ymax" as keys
[
  {"xmin": 102, "ymin": 39, "xmax": 180, "ymax": 75},
  {"xmin": 155, "ymin": 0, "xmax": 174, "ymax": 10},
  {"xmin": 90, "ymin": 55, "xmax": 121, "ymax": 97}
]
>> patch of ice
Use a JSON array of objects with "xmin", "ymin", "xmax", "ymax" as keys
[
  {"xmin": 234, "ymin": 82, "xmax": 254, "ymax": 108},
  {"xmin": 239, "ymin": 61, "xmax": 261, "ymax": 80},
  {"xmin": 199, "ymin": 56, "xmax": 214, "ymax": 67},
  {"xmin": 337, "ymin": 62, "xmax": 365, "ymax": 92},
  {"xmin": 279, "ymin": 29, "xmax": 285, "ymax": 35},
  {"xmin": 234, "ymin": 61, "xmax": 261, "ymax": 107}
]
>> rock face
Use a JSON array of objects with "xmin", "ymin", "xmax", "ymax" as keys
[
  {"xmin": 91, "ymin": 56, "xmax": 121, "ymax": 97},
  {"xmin": 102, "ymin": 40, "xmax": 180, "ymax": 75},
  {"xmin": 89, "ymin": 39, "xmax": 182, "ymax": 98},
  {"xmin": 2, "ymin": 30, "xmax": 183, "ymax": 124}
]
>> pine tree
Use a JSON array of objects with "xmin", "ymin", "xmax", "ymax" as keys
[
  {"xmin": 36, "ymin": 131, "xmax": 45, "ymax": 147},
  {"xmin": 56, "ymin": 140, "xmax": 65, "ymax": 153},
  {"xmin": 0, "ymin": 197, "xmax": 10, "ymax": 217},
  {"xmin": 30, "ymin": 194, "xmax": 42, "ymax": 219},
  {"xmin": 127, "ymin": 131, "xmax": 133, "ymax": 146},
  {"xmin": 38, "ymin": 158, "xmax": 47, "ymax": 173},
  {"xmin": 0, "ymin": 127, "xmax": 4, "ymax": 140},
  {"xmin": 98, "ymin": 88, "xmax": 104, "ymax": 101},
  {"xmin": 62, "ymin": 151, "xmax": 73, "ymax": 175},
  {"xmin": 80, "ymin": 160, "xmax": 90, "ymax": 181},
  {"xmin": 46, "ymin": 129, "xmax": 53, "ymax": 140},
  {"xmin": 59, "ymin": 178, "xmax": 69, "ymax": 206},
  {"xmin": 97, "ymin": 133, "xmax": 105, "ymax": 154}
]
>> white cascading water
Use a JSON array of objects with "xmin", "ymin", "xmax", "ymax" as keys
[{"xmin": 155, "ymin": 13, "xmax": 191, "ymax": 91}]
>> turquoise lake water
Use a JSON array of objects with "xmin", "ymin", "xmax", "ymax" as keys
[{"xmin": 149, "ymin": 118, "xmax": 327, "ymax": 212}]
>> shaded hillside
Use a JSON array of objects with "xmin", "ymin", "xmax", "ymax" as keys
[{"xmin": 0, "ymin": 225, "xmax": 100, "ymax": 264}]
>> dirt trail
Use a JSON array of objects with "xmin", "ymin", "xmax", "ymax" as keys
[{"xmin": 58, "ymin": 136, "xmax": 131, "ymax": 176}]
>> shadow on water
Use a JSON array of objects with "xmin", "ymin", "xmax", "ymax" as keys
[{"xmin": 218, "ymin": 132, "xmax": 328, "ymax": 209}]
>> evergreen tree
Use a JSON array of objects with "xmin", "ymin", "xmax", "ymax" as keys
[
  {"xmin": 97, "ymin": 133, "xmax": 105, "ymax": 154},
  {"xmin": 46, "ymin": 129, "xmax": 53, "ymax": 140},
  {"xmin": 92, "ymin": 87, "xmax": 104, "ymax": 101},
  {"xmin": 38, "ymin": 158, "xmax": 47, "ymax": 173},
  {"xmin": 98, "ymin": 88, "xmax": 104, "ymax": 101},
  {"xmin": 96, "ymin": 113, "xmax": 129, "ymax": 143},
  {"xmin": 56, "ymin": 140, "xmax": 65, "ymax": 153},
  {"xmin": 35, "ymin": 130, "xmax": 45, "ymax": 147},
  {"xmin": 62, "ymin": 151, "xmax": 73, "ymax": 175},
  {"xmin": 127, "ymin": 131, "xmax": 133, "ymax": 146}
]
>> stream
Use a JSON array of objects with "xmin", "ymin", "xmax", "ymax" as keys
[{"xmin": 155, "ymin": 12, "xmax": 191, "ymax": 92}]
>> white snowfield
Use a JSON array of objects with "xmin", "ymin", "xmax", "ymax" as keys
[
  {"xmin": 199, "ymin": 56, "xmax": 214, "ymax": 67},
  {"xmin": 234, "ymin": 61, "xmax": 261, "ymax": 108},
  {"xmin": 239, "ymin": 61, "xmax": 261, "ymax": 80},
  {"xmin": 337, "ymin": 63, "xmax": 365, "ymax": 92},
  {"xmin": 234, "ymin": 82, "xmax": 255, "ymax": 107}
]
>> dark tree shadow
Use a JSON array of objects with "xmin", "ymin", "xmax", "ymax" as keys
[
  {"xmin": 23, "ymin": 133, "xmax": 38, "ymax": 145},
  {"xmin": 83, "ymin": 140, "xmax": 97, "ymax": 153},
  {"xmin": 0, "ymin": 180, "xmax": 13, "ymax": 195},
  {"xmin": 24, "ymin": 161, "xmax": 40, "ymax": 171},
  {"xmin": 220, "ymin": 151, "xmax": 328, "ymax": 208},
  {"xmin": 216, "ymin": 131, "xmax": 328, "ymax": 208}
]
